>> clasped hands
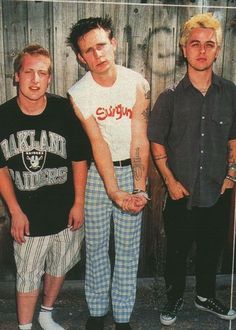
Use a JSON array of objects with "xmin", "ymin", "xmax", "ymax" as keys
[{"xmin": 109, "ymin": 190, "xmax": 148, "ymax": 213}]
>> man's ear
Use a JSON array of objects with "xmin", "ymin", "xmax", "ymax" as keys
[
  {"xmin": 77, "ymin": 53, "xmax": 86, "ymax": 64},
  {"xmin": 215, "ymin": 46, "xmax": 221, "ymax": 60},
  {"xmin": 111, "ymin": 37, "xmax": 117, "ymax": 52},
  {"xmin": 182, "ymin": 46, "xmax": 187, "ymax": 58},
  {"xmin": 14, "ymin": 72, "xmax": 19, "ymax": 83}
]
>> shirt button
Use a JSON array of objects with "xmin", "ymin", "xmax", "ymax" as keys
[
  {"xmin": 201, "ymin": 133, "xmax": 204, "ymax": 136},
  {"xmin": 219, "ymin": 121, "xmax": 223, "ymax": 124},
  {"xmin": 201, "ymin": 150, "xmax": 204, "ymax": 154},
  {"xmin": 202, "ymin": 116, "xmax": 205, "ymax": 119},
  {"xmin": 200, "ymin": 166, "xmax": 203, "ymax": 170}
]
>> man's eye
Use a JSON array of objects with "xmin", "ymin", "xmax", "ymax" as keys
[
  {"xmin": 206, "ymin": 43, "xmax": 215, "ymax": 48},
  {"xmin": 97, "ymin": 44, "xmax": 105, "ymax": 50}
]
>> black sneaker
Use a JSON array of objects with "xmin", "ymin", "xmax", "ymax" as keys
[
  {"xmin": 115, "ymin": 322, "xmax": 132, "ymax": 330},
  {"xmin": 85, "ymin": 316, "xmax": 105, "ymax": 330},
  {"xmin": 160, "ymin": 297, "xmax": 183, "ymax": 325},
  {"xmin": 195, "ymin": 296, "xmax": 236, "ymax": 320}
]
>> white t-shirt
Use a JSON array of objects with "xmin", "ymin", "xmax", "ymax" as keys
[{"xmin": 68, "ymin": 65, "xmax": 150, "ymax": 161}]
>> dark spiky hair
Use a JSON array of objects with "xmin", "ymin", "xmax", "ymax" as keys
[{"xmin": 67, "ymin": 16, "xmax": 114, "ymax": 54}]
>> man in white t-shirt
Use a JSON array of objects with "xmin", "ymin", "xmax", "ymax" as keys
[{"xmin": 67, "ymin": 16, "xmax": 150, "ymax": 330}]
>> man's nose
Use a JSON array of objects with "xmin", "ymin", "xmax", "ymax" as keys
[
  {"xmin": 93, "ymin": 49, "xmax": 102, "ymax": 58},
  {"xmin": 199, "ymin": 44, "xmax": 206, "ymax": 54},
  {"xmin": 32, "ymin": 72, "xmax": 40, "ymax": 83}
]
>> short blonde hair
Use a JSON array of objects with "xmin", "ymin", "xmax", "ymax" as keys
[
  {"xmin": 179, "ymin": 12, "xmax": 222, "ymax": 47},
  {"xmin": 14, "ymin": 43, "xmax": 52, "ymax": 74}
]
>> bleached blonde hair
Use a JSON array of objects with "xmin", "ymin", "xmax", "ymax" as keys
[{"xmin": 179, "ymin": 12, "xmax": 222, "ymax": 47}]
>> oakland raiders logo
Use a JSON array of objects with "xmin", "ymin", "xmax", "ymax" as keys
[{"xmin": 22, "ymin": 149, "xmax": 46, "ymax": 173}]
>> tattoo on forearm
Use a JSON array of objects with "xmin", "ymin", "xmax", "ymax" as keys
[
  {"xmin": 154, "ymin": 154, "xmax": 167, "ymax": 161},
  {"xmin": 133, "ymin": 147, "xmax": 143, "ymax": 181},
  {"xmin": 141, "ymin": 108, "xmax": 149, "ymax": 122}
]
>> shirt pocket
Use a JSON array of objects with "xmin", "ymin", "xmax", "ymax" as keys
[{"xmin": 211, "ymin": 113, "xmax": 232, "ymax": 142}]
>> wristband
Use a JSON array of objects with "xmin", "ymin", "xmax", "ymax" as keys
[
  {"xmin": 133, "ymin": 189, "xmax": 151, "ymax": 200},
  {"xmin": 226, "ymin": 174, "xmax": 236, "ymax": 183},
  {"xmin": 228, "ymin": 163, "xmax": 236, "ymax": 172}
]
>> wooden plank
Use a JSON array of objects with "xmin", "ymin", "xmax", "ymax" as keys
[
  {"xmin": 103, "ymin": 0, "xmax": 128, "ymax": 67},
  {"xmin": 144, "ymin": 1, "xmax": 179, "ymax": 276},
  {"xmin": 203, "ymin": 0, "xmax": 227, "ymax": 76},
  {"xmin": 151, "ymin": 1, "xmax": 178, "ymax": 103},
  {"xmin": 51, "ymin": 1, "xmax": 79, "ymax": 96},
  {"xmin": 2, "ymin": 0, "xmax": 28, "ymax": 99},
  {"xmin": 222, "ymin": 5, "xmax": 236, "ymax": 83},
  {"xmin": 0, "ymin": 0, "xmax": 6, "ymax": 103},
  {"xmin": 174, "ymin": 0, "xmax": 203, "ymax": 83},
  {"xmin": 27, "ymin": 1, "xmax": 50, "ymax": 47}
]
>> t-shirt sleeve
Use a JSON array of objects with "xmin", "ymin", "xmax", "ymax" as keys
[
  {"xmin": 0, "ymin": 147, "xmax": 7, "ymax": 168},
  {"xmin": 229, "ymin": 84, "xmax": 236, "ymax": 140},
  {"xmin": 67, "ymin": 104, "xmax": 92, "ymax": 161},
  {"xmin": 147, "ymin": 89, "xmax": 173, "ymax": 146}
]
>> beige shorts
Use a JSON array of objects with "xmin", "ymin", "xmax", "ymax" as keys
[{"xmin": 14, "ymin": 226, "xmax": 84, "ymax": 292}]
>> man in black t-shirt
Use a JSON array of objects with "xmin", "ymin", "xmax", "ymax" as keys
[{"xmin": 0, "ymin": 44, "xmax": 90, "ymax": 330}]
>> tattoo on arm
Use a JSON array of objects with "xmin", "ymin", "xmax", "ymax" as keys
[
  {"xmin": 153, "ymin": 154, "xmax": 167, "ymax": 161},
  {"xmin": 141, "ymin": 108, "xmax": 150, "ymax": 122},
  {"xmin": 133, "ymin": 147, "xmax": 143, "ymax": 181}
]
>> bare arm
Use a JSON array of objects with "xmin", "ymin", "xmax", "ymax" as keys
[
  {"xmin": 131, "ymin": 83, "xmax": 150, "ymax": 191},
  {"xmin": 221, "ymin": 139, "xmax": 236, "ymax": 194},
  {"xmin": 0, "ymin": 167, "xmax": 29, "ymax": 243},
  {"xmin": 151, "ymin": 142, "xmax": 189, "ymax": 200},
  {"xmin": 68, "ymin": 160, "xmax": 88, "ymax": 230},
  {"xmin": 128, "ymin": 82, "xmax": 151, "ymax": 209}
]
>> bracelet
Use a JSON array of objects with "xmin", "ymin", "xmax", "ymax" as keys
[
  {"xmin": 228, "ymin": 163, "xmax": 236, "ymax": 172},
  {"xmin": 133, "ymin": 189, "xmax": 151, "ymax": 200},
  {"xmin": 226, "ymin": 174, "xmax": 236, "ymax": 183}
]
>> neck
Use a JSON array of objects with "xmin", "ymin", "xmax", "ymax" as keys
[
  {"xmin": 92, "ymin": 65, "xmax": 117, "ymax": 87},
  {"xmin": 17, "ymin": 95, "xmax": 46, "ymax": 115},
  {"xmin": 188, "ymin": 66, "xmax": 213, "ymax": 95}
]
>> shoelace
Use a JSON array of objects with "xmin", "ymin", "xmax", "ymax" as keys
[
  {"xmin": 205, "ymin": 298, "xmax": 226, "ymax": 313},
  {"xmin": 163, "ymin": 298, "xmax": 183, "ymax": 313}
]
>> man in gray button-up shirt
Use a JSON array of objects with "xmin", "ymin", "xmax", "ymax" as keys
[{"xmin": 148, "ymin": 12, "xmax": 236, "ymax": 326}]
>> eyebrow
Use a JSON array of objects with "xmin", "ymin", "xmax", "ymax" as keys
[{"xmin": 189, "ymin": 40, "xmax": 216, "ymax": 44}]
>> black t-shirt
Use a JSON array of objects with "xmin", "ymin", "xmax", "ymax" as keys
[{"xmin": 0, "ymin": 94, "xmax": 91, "ymax": 236}]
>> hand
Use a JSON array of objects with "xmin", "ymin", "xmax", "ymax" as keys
[
  {"xmin": 68, "ymin": 203, "xmax": 84, "ymax": 230},
  {"xmin": 221, "ymin": 178, "xmax": 235, "ymax": 194},
  {"xmin": 167, "ymin": 180, "xmax": 189, "ymax": 200},
  {"xmin": 11, "ymin": 210, "xmax": 30, "ymax": 244},
  {"xmin": 127, "ymin": 194, "xmax": 147, "ymax": 213},
  {"xmin": 109, "ymin": 190, "xmax": 146, "ymax": 213}
]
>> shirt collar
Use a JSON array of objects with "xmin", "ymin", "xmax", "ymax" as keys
[{"xmin": 182, "ymin": 72, "xmax": 221, "ymax": 90}]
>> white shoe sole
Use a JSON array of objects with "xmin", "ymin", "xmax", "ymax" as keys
[
  {"xmin": 160, "ymin": 302, "xmax": 184, "ymax": 326},
  {"xmin": 195, "ymin": 302, "xmax": 236, "ymax": 320}
]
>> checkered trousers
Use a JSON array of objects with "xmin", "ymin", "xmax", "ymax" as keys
[{"xmin": 85, "ymin": 163, "xmax": 142, "ymax": 323}]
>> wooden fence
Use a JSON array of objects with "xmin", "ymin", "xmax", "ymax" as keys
[{"xmin": 0, "ymin": 0, "xmax": 236, "ymax": 280}]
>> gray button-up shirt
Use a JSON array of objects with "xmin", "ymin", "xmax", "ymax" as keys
[{"xmin": 148, "ymin": 74, "xmax": 236, "ymax": 208}]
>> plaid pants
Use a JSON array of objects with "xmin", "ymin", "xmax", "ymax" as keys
[{"xmin": 85, "ymin": 163, "xmax": 142, "ymax": 323}]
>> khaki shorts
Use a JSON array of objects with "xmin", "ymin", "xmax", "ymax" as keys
[{"xmin": 14, "ymin": 226, "xmax": 84, "ymax": 292}]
